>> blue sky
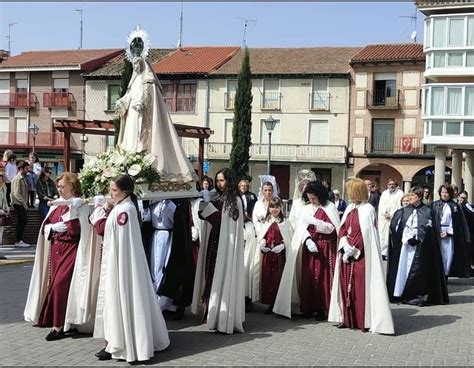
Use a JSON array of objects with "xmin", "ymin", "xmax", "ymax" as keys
[{"xmin": 1, "ymin": 2, "xmax": 425, "ymax": 55}]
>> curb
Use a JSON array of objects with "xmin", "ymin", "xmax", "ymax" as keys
[{"xmin": 0, "ymin": 259, "xmax": 34, "ymax": 266}]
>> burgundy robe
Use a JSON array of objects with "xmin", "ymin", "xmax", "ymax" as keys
[
  {"xmin": 300, "ymin": 208, "xmax": 337, "ymax": 316},
  {"xmin": 260, "ymin": 222, "xmax": 286, "ymax": 305},
  {"xmin": 37, "ymin": 205, "xmax": 81, "ymax": 328},
  {"xmin": 338, "ymin": 208, "xmax": 366, "ymax": 331}
]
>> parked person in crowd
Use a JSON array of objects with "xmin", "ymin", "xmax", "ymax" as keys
[
  {"xmin": 333, "ymin": 189, "xmax": 347, "ymax": 219},
  {"xmin": 432, "ymin": 184, "xmax": 471, "ymax": 280},
  {"xmin": 364, "ymin": 179, "xmax": 380, "ymax": 213},
  {"xmin": 422, "ymin": 185, "xmax": 432, "ymax": 206},
  {"xmin": 199, "ymin": 175, "xmax": 213, "ymax": 192},
  {"xmin": 452, "ymin": 185, "xmax": 459, "ymax": 203},
  {"xmin": 401, "ymin": 193, "xmax": 411, "ymax": 208},
  {"xmin": 328, "ymin": 178, "xmax": 394, "ymax": 335},
  {"xmin": 458, "ymin": 191, "xmax": 474, "ymax": 273},
  {"xmin": 258, "ymin": 197, "xmax": 293, "ymax": 314},
  {"xmin": 378, "ymin": 179, "xmax": 404, "ymax": 262},
  {"xmin": 192, "ymin": 168, "xmax": 245, "ymax": 334},
  {"xmin": 4, "ymin": 153, "xmax": 18, "ymax": 207},
  {"xmin": 1, "ymin": 149, "xmax": 13, "ymax": 169},
  {"xmin": 92, "ymin": 175, "xmax": 169, "ymax": 362},
  {"xmin": 24, "ymin": 172, "xmax": 100, "ymax": 341},
  {"xmin": 322, "ymin": 180, "xmax": 335, "ymax": 203},
  {"xmin": 36, "ymin": 168, "xmax": 59, "ymax": 221},
  {"xmin": 243, "ymin": 214, "xmax": 259, "ymax": 312},
  {"xmin": 26, "ymin": 152, "xmax": 42, "ymax": 208},
  {"xmin": 238, "ymin": 179, "xmax": 257, "ymax": 218},
  {"xmin": 0, "ymin": 174, "xmax": 10, "ymax": 246},
  {"xmin": 11, "ymin": 161, "xmax": 30, "ymax": 248},
  {"xmin": 253, "ymin": 175, "xmax": 279, "ymax": 234},
  {"xmin": 288, "ymin": 169, "xmax": 316, "ymax": 229},
  {"xmin": 274, "ymin": 181, "xmax": 340, "ymax": 320},
  {"xmin": 387, "ymin": 187, "xmax": 449, "ymax": 307}
]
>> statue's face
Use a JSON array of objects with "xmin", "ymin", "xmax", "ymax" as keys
[{"xmin": 130, "ymin": 37, "xmax": 144, "ymax": 57}]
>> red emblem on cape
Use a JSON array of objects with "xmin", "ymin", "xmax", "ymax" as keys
[{"xmin": 117, "ymin": 212, "xmax": 128, "ymax": 226}]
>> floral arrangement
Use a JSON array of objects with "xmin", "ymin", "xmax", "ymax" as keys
[{"xmin": 79, "ymin": 148, "xmax": 160, "ymax": 198}]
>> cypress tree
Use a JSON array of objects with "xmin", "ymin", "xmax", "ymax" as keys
[
  {"xmin": 113, "ymin": 58, "xmax": 133, "ymax": 145},
  {"xmin": 229, "ymin": 47, "xmax": 253, "ymax": 181}
]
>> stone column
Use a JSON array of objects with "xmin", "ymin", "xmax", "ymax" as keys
[
  {"xmin": 451, "ymin": 149, "xmax": 463, "ymax": 189},
  {"xmin": 465, "ymin": 150, "xmax": 474, "ymax": 201},
  {"xmin": 434, "ymin": 146, "xmax": 446, "ymax": 201},
  {"xmin": 404, "ymin": 180, "xmax": 412, "ymax": 194}
]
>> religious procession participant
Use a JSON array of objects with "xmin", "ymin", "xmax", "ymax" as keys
[
  {"xmin": 239, "ymin": 179, "xmax": 258, "ymax": 218},
  {"xmin": 24, "ymin": 172, "xmax": 100, "ymax": 341},
  {"xmin": 243, "ymin": 214, "xmax": 260, "ymax": 312},
  {"xmin": 432, "ymin": 184, "xmax": 471, "ymax": 280},
  {"xmin": 258, "ymin": 197, "xmax": 293, "ymax": 314},
  {"xmin": 192, "ymin": 168, "xmax": 245, "ymax": 334},
  {"xmin": 328, "ymin": 178, "xmax": 394, "ymax": 334},
  {"xmin": 252, "ymin": 175, "xmax": 279, "ymax": 234},
  {"xmin": 386, "ymin": 187, "xmax": 448, "ymax": 306},
  {"xmin": 288, "ymin": 169, "xmax": 316, "ymax": 229},
  {"xmin": 273, "ymin": 181, "xmax": 339, "ymax": 320},
  {"xmin": 92, "ymin": 175, "xmax": 169, "ymax": 362},
  {"xmin": 458, "ymin": 191, "xmax": 474, "ymax": 274}
]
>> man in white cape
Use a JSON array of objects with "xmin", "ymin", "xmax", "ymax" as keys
[{"xmin": 378, "ymin": 179, "xmax": 404, "ymax": 258}]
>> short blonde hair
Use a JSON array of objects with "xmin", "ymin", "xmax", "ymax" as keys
[
  {"xmin": 57, "ymin": 172, "xmax": 82, "ymax": 196},
  {"xmin": 345, "ymin": 178, "xmax": 368, "ymax": 203},
  {"xmin": 238, "ymin": 179, "xmax": 250, "ymax": 188}
]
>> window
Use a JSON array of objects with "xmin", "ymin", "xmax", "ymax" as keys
[
  {"xmin": 260, "ymin": 118, "xmax": 281, "ymax": 144},
  {"xmin": 16, "ymin": 117, "xmax": 27, "ymax": 144},
  {"xmin": 432, "ymin": 121, "xmax": 443, "ymax": 136},
  {"xmin": 425, "ymin": 19, "xmax": 431, "ymax": 49},
  {"xmin": 373, "ymin": 78, "xmax": 396, "ymax": 106},
  {"xmin": 308, "ymin": 120, "xmax": 329, "ymax": 145},
  {"xmin": 262, "ymin": 79, "xmax": 280, "ymax": 110},
  {"xmin": 468, "ymin": 17, "xmax": 474, "ymax": 46},
  {"xmin": 52, "ymin": 78, "xmax": 70, "ymax": 107},
  {"xmin": 446, "ymin": 121, "xmax": 461, "ymax": 135},
  {"xmin": 433, "ymin": 18, "xmax": 447, "ymax": 48},
  {"xmin": 106, "ymin": 136, "xmax": 115, "ymax": 151},
  {"xmin": 161, "ymin": 81, "xmax": 197, "ymax": 113},
  {"xmin": 226, "ymin": 80, "xmax": 237, "ymax": 109},
  {"xmin": 372, "ymin": 119, "xmax": 394, "ymax": 152},
  {"xmin": 431, "ymin": 87, "xmax": 445, "ymax": 116},
  {"xmin": 464, "ymin": 121, "xmax": 474, "ymax": 136},
  {"xmin": 224, "ymin": 118, "xmax": 233, "ymax": 143},
  {"xmin": 434, "ymin": 52, "xmax": 445, "ymax": 68},
  {"xmin": 447, "ymin": 87, "xmax": 462, "ymax": 115},
  {"xmin": 107, "ymin": 85, "xmax": 120, "ymax": 111},
  {"xmin": 447, "ymin": 52, "xmax": 463, "ymax": 67},
  {"xmin": 465, "ymin": 87, "xmax": 474, "ymax": 116},
  {"xmin": 311, "ymin": 78, "xmax": 329, "ymax": 110},
  {"xmin": 448, "ymin": 18, "xmax": 464, "ymax": 47},
  {"xmin": 467, "ymin": 52, "xmax": 474, "ymax": 67},
  {"xmin": 0, "ymin": 117, "xmax": 8, "ymax": 144}
]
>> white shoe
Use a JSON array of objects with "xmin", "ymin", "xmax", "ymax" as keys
[{"xmin": 15, "ymin": 241, "xmax": 31, "ymax": 248}]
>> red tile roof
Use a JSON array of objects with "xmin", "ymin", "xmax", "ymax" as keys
[
  {"xmin": 0, "ymin": 49, "xmax": 123, "ymax": 71},
  {"xmin": 351, "ymin": 44, "xmax": 425, "ymax": 64},
  {"xmin": 153, "ymin": 46, "xmax": 240, "ymax": 75}
]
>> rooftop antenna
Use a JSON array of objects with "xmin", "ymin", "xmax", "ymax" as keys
[
  {"xmin": 236, "ymin": 17, "xmax": 257, "ymax": 45},
  {"xmin": 400, "ymin": 7, "xmax": 418, "ymax": 43},
  {"xmin": 75, "ymin": 9, "xmax": 83, "ymax": 49},
  {"xmin": 177, "ymin": 0, "xmax": 184, "ymax": 49},
  {"xmin": 6, "ymin": 22, "xmax": 17, "ymax": 55}
]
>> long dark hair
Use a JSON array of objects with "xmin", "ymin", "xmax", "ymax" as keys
[
  {"xmin": 302, "ymin": 180, "xmax": 328, "ymax": 206},
  {"xmin": 112, "ymin": 175, "xmax": 140, "ymax": 221},
  {"xmin": 215, "ymin": 168, "xmax": 239, "ymax": 221}
]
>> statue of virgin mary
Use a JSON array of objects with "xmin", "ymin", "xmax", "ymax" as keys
[{"xmin": 115, "ymin": 26, "xmax": 197, "ymax": 184}]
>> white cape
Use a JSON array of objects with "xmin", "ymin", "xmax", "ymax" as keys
[
  {"xmin": 244, "ymin": 221, "xmax": 260, "ymax": 302},
  {"xmin": 328, "ymin": 203, "xmax": 395, "ymax": 335},
  {"xmin": 191, "ymin": 200, "xmax": 245, "ymax": 334},
  {"xmin": 273, "ymin": 202, "xmax": 340, "ymax": 318},
  {"xmin": 24, "ymin": 202, "xmax": 101, "ymax": 333},
  {"xmin": 93, "ymin": 198, "xmax": 170, "ymax": 362}
]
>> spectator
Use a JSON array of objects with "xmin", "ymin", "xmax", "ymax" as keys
[
  {"xmin": 422, "ymin": 185, "xmax": 432, "ymax": 206},
  {"xmin": 238, "ymin": 179, "xmax": 257, "ymax": 218},
  {"xmin": 26, "ymin": 152, "xmax": 42, "ymax": 208},
  {"xmin": 199, "ymin": 176, "xmax": 214, "ymax": 191},
  {"xmin": 36, "ymin": 168, "xmax": 59, "ymax": 221},
  {"xmin": 11, "ymin": 161, "xmax": 30, "ymax": 248},
  {"xmin": 333, "ymin": 189, "xmax": 347, "ymax": 219},
  {"xmin": 4, "ymin": 154, "xmax": 18, "ymax": 207},
  {"xmin": 452, "ymin": 185, "xmax": 459, "ymax": 203},
  {"xmin": 1, "ymin": 149, "xmax": 13, "ymax": 169},
  {"xmin": 322, "ymin": 180, "xmax": 335, "ymax": 203},
  {"xmin": 364, "ymin": 179, "xmax": 380, "ymax": 213},
  {"xmin": 401, "ymin": 193, "xmax": 411, "ymax": 208},
  {"xmin": 0, "ymin": 174, "xmax": 10, "ymax": 246}
]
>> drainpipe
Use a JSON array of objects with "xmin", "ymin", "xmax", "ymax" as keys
[
  {"xmin": 27, "ymin": 71, "xmax": 31, "ymax": 154},
  {"xmin": 343, "ymin": 73, "xmax": 352, "ymax": 200},
  {"xmin": 205, "ymin": 79, "xmax": 210, "ymax": 128}
]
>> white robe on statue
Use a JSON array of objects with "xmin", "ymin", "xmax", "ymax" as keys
[
  {"xmin": 273, "ymin": 201, "xmax": 340, "ymax": 318},
  {"xmin": 93, "ymin": 197, "xmax": 169, "ymax": 362},
  {"xmin": 378, "ymin": 188, "xmax": 404, "ymax": 253},
  {"xmin": 243, "ymin": 220, "xmax": 260, "ymax": 302},
  {"xmin": 191, "ymin": 200, "xmax": 245, "ymax": 334},
  {"xmin": 328, "ymin": 203, "xmax": 395, "ymax": 335},
  {"xmin": 24, "ymin": 201, "xmax": 101, "ymax": 333}
]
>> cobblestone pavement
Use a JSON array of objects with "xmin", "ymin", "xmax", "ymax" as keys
[{"xmin": 0, "ymin": 263, "xmax": 473, "ymax": 366}]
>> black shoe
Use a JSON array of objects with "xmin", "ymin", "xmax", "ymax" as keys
[
  {"xmin": 314, "ymin": 310, "xmax": 326, "ymax": 321},
  {"xmin": 264, "ymin": 305, "xmax": 274, "ymax": 315},
  {"xmin": 337, "ymin": 323, "xmax": 347, "ymax": 329},
  {"xmin": 245, "ymin": 297, "xmax": 253, "ymax": 313},
  {"xmin": 97, "ymin": 349, "xmax": 112, "ymax": 361},
  {"xmin": 45, "ymin": 329, "xmax": 66, "ymax": 341},
  {"xmin": 173, "ymin": 308, "xmax": 185, "ymax": 320}
]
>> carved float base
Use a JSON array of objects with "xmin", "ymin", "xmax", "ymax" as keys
[{"xmin": 137, "ymin": 182, "xmax": 201, "ymax": 200}]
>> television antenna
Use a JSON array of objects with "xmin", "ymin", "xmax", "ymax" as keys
[
  {"xmin": 6, "ymin": 22, "xmax": 17, "ymax": 55},
  {"xmin": 177, "ymin": 0, "xmax": 184, "ymax": 49},
  {"xmin": 75, "ymin": 9, "xmax": 83, "ymax": 49},
  {"xmin": 400, "ymin": 8, "xmax": 418, "ymax": 43},
  {"xmin": 236, "ymin": 17, "xmax": 257, "ymax": 45}
]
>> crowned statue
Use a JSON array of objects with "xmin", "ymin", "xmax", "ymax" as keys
[{"xmin": 115, "ymin": 26, "xmax": 198, "ymax": 187}]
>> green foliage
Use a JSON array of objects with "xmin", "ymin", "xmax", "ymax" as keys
[
  {"xmin": 114, "ymin": 59, "xmax": 133, "ymax": 146},
  {"xmin": 229, "ymin": 47, "xmax": 253, "ymax": 182}
]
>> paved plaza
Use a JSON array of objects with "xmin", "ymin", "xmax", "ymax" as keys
[{"xmin": 0, "ymin": 262, "xmax": 473, "ymax": 366}]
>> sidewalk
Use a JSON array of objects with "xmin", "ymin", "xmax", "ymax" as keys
[{"xmin": 0, "ymin": 245, "xmax": 36, "ymax": 265}]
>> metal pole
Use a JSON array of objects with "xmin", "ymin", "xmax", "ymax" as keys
[
  {"xmin": 32, "ymin": 135, "xmax": 36, "ymax": 153},
  {"xmin": 267, "ymin": 131, "xmax": 272, "ymax": 175}
]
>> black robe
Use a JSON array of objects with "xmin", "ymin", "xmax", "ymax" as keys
[
  {"xmin": 460, "ymin": 203, "xmax": 474, "ymax": 274},
  {"xmin": 387, "ymin": 204, "xmax": 449, "ymax": 305},
  {"xmin": 158, "ymin": 198, "xmax": 196, "ymax": 308},
  {"xmin": 432, "ymin": 200, "xmax": 471, "ymax": 278}
]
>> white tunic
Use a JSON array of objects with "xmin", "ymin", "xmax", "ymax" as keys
[
  {"xmin": 378, "ymin": 188, "xmax": 404, "ymax": 252},
  {"xmin": 439, "ymin": 203, "xmax": 454, "ymax": 275},
  {"xmin": 243, "ymin": 220, "xmax": 260, "ymax": 302}
]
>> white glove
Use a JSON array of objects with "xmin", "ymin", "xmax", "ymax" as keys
[
  {"xmin": 51, "ymin": 222, "xmax": 68, "ymax": 233},
  {"xmin": 271, "ymin": 243, "xmax": 285, "ymax": 254},
  {"xmin": 301, "ymin": 214, "xmax": 318, "ymax": 226},
  {"xmin": 343, "ymin": 243, "xmax": 357, "ymax": 257},
  {"xmin": 71, "ymin": 197, "xmax": 83, "ymax": 209},
  {"xmin": 94, "ymin": 195, "xmax": 105, "ymax": 207},
  {"xmin": 305, "ymin": 239, "xmax": 318, "ymax": 253},
  {"xmin": 342, "ymin": 253, "xmax": 351, "ymax": 264},
  {"xmin": 202, "ymin": 190, "xmax": 211, "ymax": 202},
  {"xmin": 259, "ymin": 238, "xmax": 270, "ymax": 253},
  {"xmin": 191, "ymin": 226, "xmax": 199, "ymax": 242}
]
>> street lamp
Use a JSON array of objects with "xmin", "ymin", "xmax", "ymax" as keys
[
  {"xmin": 80, "ymin": 133, "xmax": 88, "ymax": 158},
  {"xmin": 28, "ymin": 123, "xmax": 39, "ymax": 153},
  {"xmin": 264, "ymin": 115, "xmax": 277, "ymax": 175}
]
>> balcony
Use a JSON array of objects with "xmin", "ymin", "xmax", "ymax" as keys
[
  {"xmin": 309, "ymin": 91, "xmax": 330, "ymax": 111},
  {"xmin": 43, "ymin": 92, "xmax": 74, "ymax": 108},
  {"xmin": 366, "ymin": 89, "xmax": 400, "ymax": 109},
  {"xmin": 224, "ymin": 92, "xmax": 236, "ymax": 110},
  {"xmin": 261, "ymin": 92, "xmax": 281, "ymax": 110},
  {"xmin": 363, "ymin": 136, "xmax": 429, "ymax": 155},
  {"xmin": 422, "ymin": 120, "xmax": 474, "ymax": 148},
  {"xmin": 206, "ymin": 142, "xmax": 347, "ymax": 163},
  {"xmin": 0, "ymin": 132, "xmax": 80, "ymax": 150},
  {"xmin": 0, "ymin": 92, "xmax": 37, "ymax": 108}
]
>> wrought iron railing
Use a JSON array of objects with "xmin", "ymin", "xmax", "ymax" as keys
[
  {"xmin": 366, "ymin": 89, "xmax": 400, "ymax": 109},
  {"xmin": 261, "ymin": 92, "xmax": 282, "ymax": 110},
  {"xmin": 43, "ymin": 92, "xmax": 74, "ymax": 108},
  {"xmin": 309, "ymin": 91, "xmax": 330, "ymax": 111}
]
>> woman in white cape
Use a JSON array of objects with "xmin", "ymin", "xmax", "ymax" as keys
[
  {"xmin": 93, "ymin": 175, "xmax": 169, "ymax": 362},
  {"xmin": 328, "ymin": 178, "xmax": 394, "ymax": 335}
]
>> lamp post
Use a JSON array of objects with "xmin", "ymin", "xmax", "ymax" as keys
[
  {"xmin": 28, "ymin": 123, "xmax": 39, "ymax": 153},
  {"xmin": 80, "ymin": 133, "xmax": 88, "ymax": 159},
  {"xmin": 264, "ymin": 115, "xmax": 277, "ymax": 175}
]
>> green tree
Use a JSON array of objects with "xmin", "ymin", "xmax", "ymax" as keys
[
  {"xmin": 229, "ymin": 47, "xmax": 253, "ymax": 181},
  {"xmin": 113, "ymin": 58, "xmax": 133, "ymax": 145}
]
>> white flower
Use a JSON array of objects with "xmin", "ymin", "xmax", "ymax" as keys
[
  {"xmin": 128, "ymin": 164, "xmax": 142, "ymax": 177},
  {"xmin": 143, "ymin": 153, "xmax": 157, "ymax": 165},
  {"xmin": 103, "ymin": 169, "xmax": 115, "ymax": 178}
]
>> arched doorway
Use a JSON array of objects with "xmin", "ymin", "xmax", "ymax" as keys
[
  {"xmin": 357, "ymin": 163, "xmax": 403, "ymax": 189},
  {"xmin": 412, "ymin": 165, "xmax": 452, "ymax": 190}
]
